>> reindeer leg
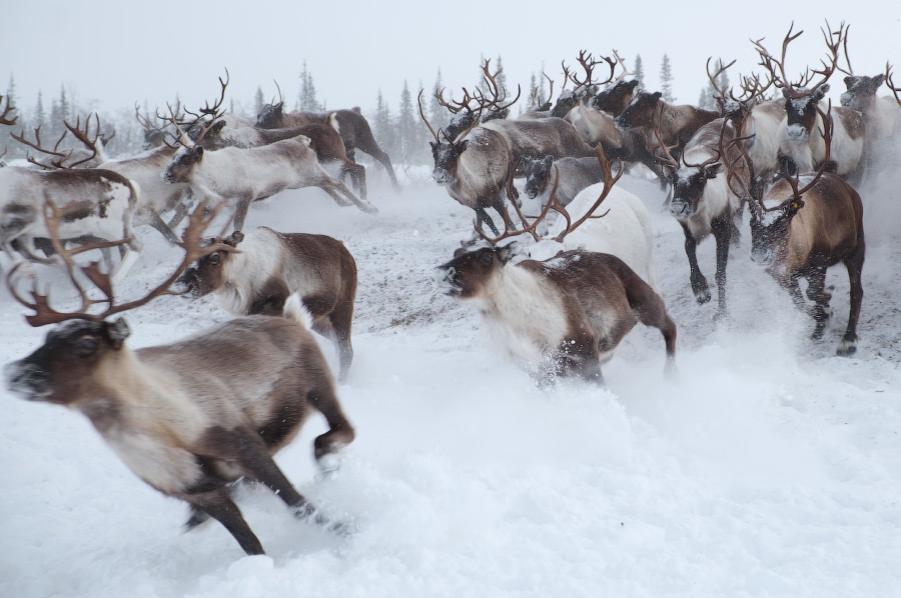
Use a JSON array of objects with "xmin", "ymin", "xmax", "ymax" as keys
[
  {"xmin": 730, "ymin": 201, "xmax": 744, "ymax": 247},
  {"xmin": 183, "ymin": 486, "xmax": 265, "ymax": 555},
  {"xmin": 318, "ymin": 174, "xmax": 378, "ymax": 214},
  {"xmin": 307, "ymin": 386, "xmax": 356, "ymax": 466},
  {"xmin": 806, "ymin": 265, "xmax": 831, "ymax": 340},
  {"xmin": 838, "ymin": 243, "xmax": 865, "ymax": 356},
  {"xmin": 679, "ymin": 222, "xmax": 711, "ymax": 305},
  {"xmin": 475, "ymin": 206, "xmax": 501, "ymax": 236},
  {"xmin": 232, "ymin": 195, "xmax": 253, "ymax": 232},
  {"xmin": 147, "ymin": 210, "xmax": 181, "ymax": 244},
  {"xmin": 711, "ymin": 215, "xmax": 732, "ymax": 319},
  {"xmin": 347, "ymin": 162, "xmax": 368, "ymax": 200}
]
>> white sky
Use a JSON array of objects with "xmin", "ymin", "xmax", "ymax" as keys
[{"xmin": 2, "ymin": 1, "xmax": 900, "ymax": 117}]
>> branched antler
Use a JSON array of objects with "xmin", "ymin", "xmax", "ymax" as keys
[
  {"xmin": 7, "ymin": 199, "xmax": 236, "ymax": 327},
  {"xmin": 0, "ymin": 94, "xmax": 16, "ymax": 125}
]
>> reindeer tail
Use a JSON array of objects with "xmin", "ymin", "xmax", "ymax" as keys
[{"xmin": 283, "ymin": 292, "xmax": 313, "ymax": 329}]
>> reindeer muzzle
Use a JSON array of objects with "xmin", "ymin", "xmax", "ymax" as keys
[
  {"xmin": 5, "ymin": 360, "xmax": 52, "ymax": 401},
  {"xmin": 433, "ymin": 266, "xmax": 461, "ymax": 296},
  {"xmin": 669, "ymin": 199, "xmax": 691, "ymax": 218},
  {"xmin": 172, "ymin": 268, "xmax": 198, "ymax": 298},
  {"xmin": 432, "ymin": 169, "xmax": 451, "ymax": 185},
  {"xmin": 784, "ymin": 124, "xmax": 809, "ymax": 142}
]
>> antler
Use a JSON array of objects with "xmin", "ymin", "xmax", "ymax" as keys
[
  {"xmin": 0, "ymin": 94, "xmax": 16, "ymax": 125},
  {"xmin": 886, "ymin": 63, "xmax": 901, "ymax": 108},
  {"xmin": 478, "ymin": 59, "xmax": 521, "ymax": 112},
  {"xmin": 418, "ymin": 89, "xmax": 441, "ymax": 142},
  {"xmin": 60, "ymin": 114, "xmax": 104, "ymax": 168},
  {"xmin": 476, "ymin": 147, "xmax": 623, "ymax": 245},
  {"xmin": 783, "ymin": 102, "xmax": 834, "ymax": 200},
  {"xmin": 753, "ymin": 21, "xmax": 846, "ymax": 98},
  {"xmin": 160, "ymin": 70, "xmax": 231, "ymax": 148},
  {"xmin": 7, "ymin": 199, "xmax": 236, "ymax": 327},
  {"xmin": 612, "ymin": 50, "xmax": 633, "ymax": 82},
  {"xmin": 568, "ymin": 50, "xmax": 616, "ymax": 89},
  {"xmin": 706, "ymin": 57, "xmax": 737, "ymax": 107},
  {"xmin": 11, "ymin": 125, "xmax": 73, "ymax": 169}
]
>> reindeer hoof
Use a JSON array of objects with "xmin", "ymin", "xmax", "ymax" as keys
[
  {"xmin": 836, "ymin": 339, "xmax": 858, "ymax": 357},
  {"xmin": 694, "ymin": 288, "xmax": 711, "ymax": 304}
]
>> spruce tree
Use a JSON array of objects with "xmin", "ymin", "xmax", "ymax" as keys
[
  {"xmin": 660, "ymin": 54, "xmax": 675, "ymax": 102},
  {"xmin": 428, "ymin": 68, "xmax": 449, "ymax": 133},
  {"xmin": 634, "ymin": 55, "xmax": 645, "ymax": 91},
  {"xmin": 373, "ymin": 89, "xmax": 396, "ymax": 157},
  {"xmin": 299, "ymin": 61, "xmax": 321, "ymax": 112},
  {"xmin": 254, "ymin": 86, "xmax": 265, "ymax": 116}
]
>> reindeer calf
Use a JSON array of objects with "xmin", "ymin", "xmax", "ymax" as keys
[
  {"xmin": 5, "ymin": 297, "xmax": 356, "ymax": 555},
  {"xmin": 175, "ymin": 226, "xmax": 358, "ymax": 381},
  {"xmin": 437, "ymin": 245, "xmax": 676, "ymax": 385}
]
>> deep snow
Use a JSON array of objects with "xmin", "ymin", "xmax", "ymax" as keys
[{"xmin": 2, "ymin": 163, "xmax": 901, "ymax": 598}]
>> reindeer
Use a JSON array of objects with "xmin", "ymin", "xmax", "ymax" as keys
[
  {"xmin": 3, "ymin": 202, "xmax": 356, "ymax": 556},
  {"xmin": 739, "ymin": 108, "xmax": 865, "ymax": 355},
  {"xmin": 615, "ymin": 91, "xmax": 721, "ymax": 166},
  {"xmin": 419, "ymin": 90, "xmax": 516, "ymax": 236},
  {"xmin": 188, "ymin": 118, "xmax": 368, "ymax": 200},
  {"xmin": 753, "ymin": 22, "xmax": 865, "ymax": 182},
  {"xmin": 522, "ymin": 155, "xmax": 605, "ymax": 209},
  {"xmin": 436, "ymin": 155, "xmax": 674, "ymax": 385},
  {"xmin": 174, "ymin": 226, "xmax": 358, "ymax": 381},
  {"xmin": 654, "ymin": 117, "xmax": 749, "ymax": 317},
  {"xmin": 841, "ymin": 66, "xmax": 901, "ymax": 176},
  {"xmin": 256, "ymin": 87, "xmax": 400, "ymax": 191}
]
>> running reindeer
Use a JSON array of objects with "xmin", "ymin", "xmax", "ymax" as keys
[
  {"xmin": 4, "ymin": 200, "xmax": 356, "ymax": 556},
  {"xmin": 725, "ymin": 101, "xmax": 865, "ymax": 355},
  {"xmin": 436, "ymin": 149, "xmax": 675, "ymax": 386}
]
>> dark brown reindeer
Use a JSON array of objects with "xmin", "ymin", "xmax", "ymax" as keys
[
  {"xmin": 174, "ymin": 226, "xmax": 358, "ymax": 382},
  {"xmin": 419, "ymin": 90, "xmax": 516, "ymax": 236},
  {"xmin": 256, "ymin": 85, "xmax": 400, "ymax": 191},
  {"xmin": 753, "ymin": 21, "xmax": 865, "ymax": 181},
  {"xmin": 731, "ymin": 105, "xmax": 865, "ymax": 356},
  {"xmin": 4, "ymin": 201, "xmax": 356, "ymax": 556},
  {"xmin": 436, "ymin": 154, "xmax": 675, "ymax": 386},
  {"xmin": 614, "ymin": 90, "xmax": 721, "ymax": 166}
]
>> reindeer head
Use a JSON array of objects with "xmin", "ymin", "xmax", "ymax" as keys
[
  {"xmin": 749, "ymin": 183, "xmax": 805, "ymax": 266},
  {"xmin": 522, "ymin": 156, "xmax": 555, "ymax": 200},
  {"xmin": 436, "ymin": 243, "xmax": 517, "ymax": 299},
  {"xmin": 840, "ymin": 74, "xmax": 885, "ymax": 112},
  {"xmin": 615, "ymin": 91, "xmax": 662, "ymax": 129},
  {"xmin": 782, "ymin": 85, "xmax": 828, "ymax": 143},
  {"xmin": 163, "ymin": 146, "xmax": 204, "ymax": 184},
  {"xmin": 669, "ymin": 161, "xmax": 725, "ymax": 219},
  {"xmin": 590, "ymin": 79, "xmax": 639, "ymax": 114},
  {"xmin": 174, "ymin": 231, "xmax": 244, "ymax": 298},
  {"xmin": 5, "ymin": 318, "xmax": 131, "ymax": 405},
  {"xmin": 430, "ymin": 138, "xmax": 469, "ymax": 185},
  {"xmin": 256, "ymin": 102, "xmax": 284, "ymax": 128}
]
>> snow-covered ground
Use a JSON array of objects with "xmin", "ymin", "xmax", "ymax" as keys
[{"xmin": 2, "ymin": 164, "xmax": 901, "ymax": 597}]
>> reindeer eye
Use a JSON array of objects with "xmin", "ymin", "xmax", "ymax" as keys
[
  {"xmin": 75, "ymin": 337, "xmax": 98, "ymax": 357},
  {"xmin": 209, "ymin": 253, "xmax": 220, "ymax": 265},
  {"xmin": 479, "ymin": 252, "xmax": 493, "ymax": 267}
]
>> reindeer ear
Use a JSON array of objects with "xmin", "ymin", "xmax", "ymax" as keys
[
  {"xmin": 212, "ymin": 120, "xmax": 227, "ymax": 134},
  {"xmin": 787, "ymin": 198, "xmax": 804, "ymax": 216},
  {"xmin": 704, "ymin": 164, "xmax": 723, "ymax": 179},
  {"xmin": 543, "ymin": 155, "xmax": 554, "ymax": 169},
  {"xmin": 782, "ymin": 88, "xmax": 792, "ymax": 100},
  {"xmin": 844, "ymin": 76, "xmax": 856, "ymax": 88},
  {"xmin": 227, "ymin": 231, "xmax": 245, "ymax": 246},
  {"xmin": 105, "ymin": 318, "xmax": 131, "ymax": 349},
  {"xmin": 815, "ymin": 84, "xmax": 830, "ymax": 99},
  {"xmin": 873, "ymin": 74, "xmax": 886, "ymax": 87},
  {"xmin": 497, "ymin": 242, "xmax": 518, "ymax": 264},
  {"xmin": 193, "ymin": 146, "xmax": 204, "ymax": 160}
]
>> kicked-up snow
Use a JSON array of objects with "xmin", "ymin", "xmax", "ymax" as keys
[{"xmin": 2, "ymin": 165, "xmax": 901, "ymax": 597}]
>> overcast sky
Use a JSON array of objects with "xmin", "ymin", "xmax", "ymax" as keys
[{"xmin": 3, "ymin": 1, "xmax": 900, "ymax": 119}]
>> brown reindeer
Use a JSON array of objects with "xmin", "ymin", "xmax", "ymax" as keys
[
  {"xmin": 437, "ymin": 153, "xmax": 675, "ymax": 386},
  {"xmin": 3, "ymin": 202, "xmax": 356, "ymax": 556},
  {"xmin": 419, "ymin": 90, "xmax": 516, "ymax": 236},
  {"xmin": 727, "ymin": 102, "xmax": 865, "ymax": 355},
  {"xmin": 174, "ymin": 226, "xmax": 358, "ymax": 381},
  {"xmin": 256, "ymin": 91, "xmax": 400, "ymax": 191}
]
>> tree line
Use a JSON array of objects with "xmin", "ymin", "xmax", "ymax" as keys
[{"xmin": 3, "ymin": 53, "xmax": 719, "ymax": 168}]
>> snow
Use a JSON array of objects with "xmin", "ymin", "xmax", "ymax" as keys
[{"xmin": 3, "ymin": 166, "xmax": 901, "ymax": 597}]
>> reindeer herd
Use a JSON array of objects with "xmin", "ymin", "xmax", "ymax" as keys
[{"xmin": 0, "ymin": 20, "xmax": 898, "ymax": 557}]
